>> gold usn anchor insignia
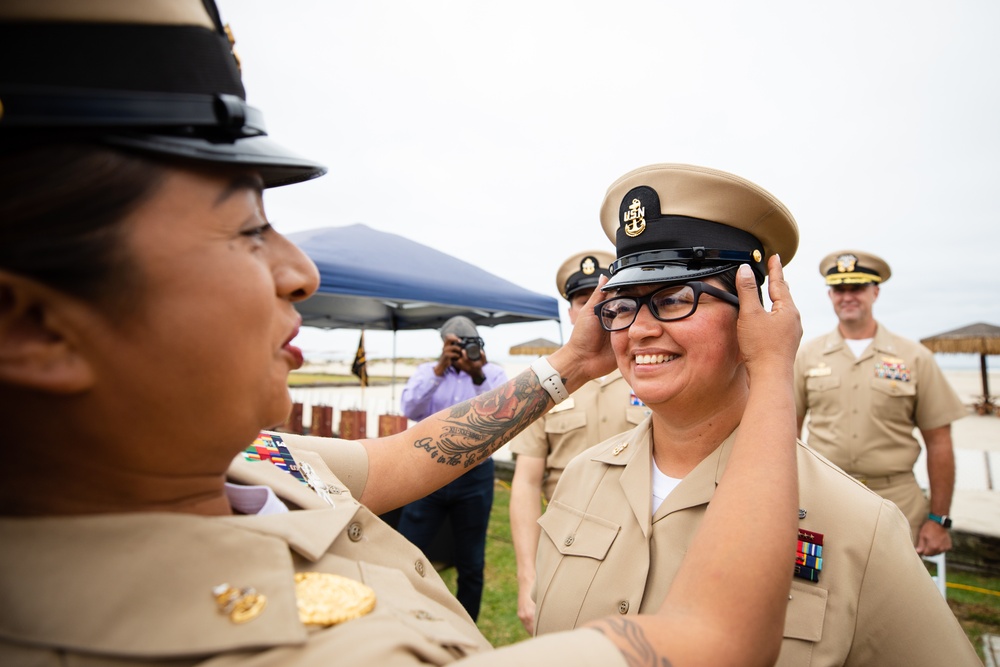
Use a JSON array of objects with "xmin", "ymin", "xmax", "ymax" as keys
[{"xmin": 624, "ymin": 199, "xmax": 646, "ymax": 237}]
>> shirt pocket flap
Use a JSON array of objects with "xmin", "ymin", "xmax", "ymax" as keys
[
  {"xmin": 805, "ymin": 375, "xmax": 841, "ymax": 392},
  {"xmin": 626, "ymin": 405, "xmax": 649, "ymax": 425},
  {"xmin": 543, "ymin": 411, "xmax": 588, "ymax": 436},
  {"xmin": 783, "ymin": 581, "xmax": 828, "ymax": 642},
  {"xmin": 870, "ymin": 377, "xmax": 917, "ymax": 397},
  {"xmin": 538, "ymin": 501, "xmax": 620, "ymax": 560}
]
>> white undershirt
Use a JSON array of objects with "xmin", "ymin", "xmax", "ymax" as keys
[
  {"xmin": 845, "ymin": 337, "xmax": 873, "ymax": 358},
  {"xmin": 651, "ymin": 461, "xmax": 682, "ymax": 514},
  {"xmin": 225, "ymin": 482, "xmax": 290, "ymax": 515}
]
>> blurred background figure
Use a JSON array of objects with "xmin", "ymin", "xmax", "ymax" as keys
[
  {"xmin": 794, "ymin": 250, "xmax": 967, "ymax": 555},
  {"xmin": 398, "ymin": 316, "xmax": 508, "ymax": 620},
  {"xmin": 508, "ymin": 250, "xmax": 646, "ymax": 633}
]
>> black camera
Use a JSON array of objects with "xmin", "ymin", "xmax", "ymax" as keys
[{"xmin": 457, "ymin": 336, "xmax": 485, "ymax": 361}]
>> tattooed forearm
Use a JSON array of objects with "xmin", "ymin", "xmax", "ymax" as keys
[
  {"xmin": 414, "ymin": 370, "xmax": 552, "ymax": 468},
  {"xmin": 589, "ymin": 617, "xmax": 674, "ymax": 667}
]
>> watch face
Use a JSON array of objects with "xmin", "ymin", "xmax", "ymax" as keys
[{"xmin": 942, "ymin": 516, "xmax": 953, "ymax": 528}]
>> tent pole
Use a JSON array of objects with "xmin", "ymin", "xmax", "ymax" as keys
[{"xmin": 392, "ymin": 331, "xmax": 398, "ymax": 406}]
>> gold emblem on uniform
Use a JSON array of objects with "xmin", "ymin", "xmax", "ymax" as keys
[
  {"xmin": 612, "ymin": 441, "xmax": 629, "ymax": 456},
  {"xmin": 212, "ymin": 583, "xmax": 267, "ymax": 623},
  {"xmin": 805, "ymin": 364, "xmax": 831, "ymax": 378},
  {"xmin": 623, "ymin": 198, "xmax": 646, "ymax": 237},
  {"xmin": 836, "ymin": 254, "xmax": 858, "ymax": 273},
  {"xmin": 223, "ymin": 24, "xmax": 242, "ymax": 71},
  {"xmin": 581, "ymin": 256, "xmax": 596, "ymax": 275},
  {"xmin": 294, "ymin": 572, "xmax": 376, "ymax": 626}
]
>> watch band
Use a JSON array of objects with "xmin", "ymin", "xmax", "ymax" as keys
[
  {"xmin": 928, "ymin": 513, "xmax": 952, "ymax": 529},
  {"xmin": 530, "ymin": 357, "xmax": 569, "ymax": 405}
]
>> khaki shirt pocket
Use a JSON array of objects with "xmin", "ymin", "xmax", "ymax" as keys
[
  {"xmin": 546, "ymin": 413, "xmax": 591, "ymax": 470},
  {"xmin": 544, "ymin": 411, "xmax": 588, "ymax": 436},
  {"xmin": 625, "ymin": 405, "xmax": 649, "ymax": 425},
  {"xmin": 777, "ymin": 581, "xmax": 827, "ymax": 663},
  {"xmin": 535, "ymin": 502, "xmax": 623, "ymax": 633},
  {"xmin": 870, "ymin": 377, "xmax": 917, "ymax": 423},
  {"xmin": 805, "ymin": 375, "xmax": 841, "ymax": 393}
]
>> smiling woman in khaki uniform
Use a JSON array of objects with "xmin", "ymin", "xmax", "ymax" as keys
[
  {"xmin": 0, "ymin": 3, "xmax": 815, "ymax": 666},
  {"xmin": 794, "ymin": 251, "xmax": 966, "ymax": 554},
  {"xmin": 531, "ymin": 163, "xmax": 979, "ymax": 666},
  {"xmin": 509, "ymin": 250, "xmax": 647, "ymax": 633}
]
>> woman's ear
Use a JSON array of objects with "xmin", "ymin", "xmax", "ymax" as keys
[{"xmin": 0, "ymin": 271, "xmax": 95, "ymax": 393}]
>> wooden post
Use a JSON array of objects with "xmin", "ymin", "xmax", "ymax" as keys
[
  {"xmin": 276, "ymin": 402, "xmax": 304, "ymax": 434},
  {"xmin": 339, "ymin": 409, "xmax": 367, "ymax": 440},
  {"xmin": 311, "ymin": 405, "xmax": 333, "ymax": 437},
  {"xmin": 378, "ymin": 414, "xmax": 409, "ymax": 437}
]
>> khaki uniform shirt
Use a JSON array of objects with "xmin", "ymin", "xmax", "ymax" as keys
[
  {"xmin": 793, "ymin": 324, "xmax": 966, "ymax": 538},
  {"xmin": 0, "ymin": 434, "xmax": 626, "ymax": 667},
  {"xmin": 509, "ymin": 370, "xmax": 648, "ymax": 500},
  {"xmin": 533, "ymin": 417, "xmax": 979, "ymax": 666}
]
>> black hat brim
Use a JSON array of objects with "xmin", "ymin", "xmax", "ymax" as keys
[
  {"xmin": 603, "ymin": 261, "xmax": 735, "ymax": 291},
  {"xmin": 104, "ymin": 133, "xmax": 326, "ymax": 188}
]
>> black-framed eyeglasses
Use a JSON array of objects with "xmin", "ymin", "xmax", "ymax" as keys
[{"xmin": 593, "ymin": 281, "xmax": 740, "ymax": 332}]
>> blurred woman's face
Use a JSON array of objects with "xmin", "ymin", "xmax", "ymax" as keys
[
  {"xmin": 610, "ymin": 277, "xmax": 742, "ymax": 411},
  {"xmin": 79, "ymin": 165, "xmax": 319, "ymax": 456}
]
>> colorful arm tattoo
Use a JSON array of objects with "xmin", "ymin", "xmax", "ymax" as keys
[{"xmin": 410, "ymin": 370, "xmax": 552, "ymax": 469}]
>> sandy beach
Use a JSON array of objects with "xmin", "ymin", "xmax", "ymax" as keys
[{"xmin": 289, "ymin": 363, "xmax": 1000, "ymax": 536}]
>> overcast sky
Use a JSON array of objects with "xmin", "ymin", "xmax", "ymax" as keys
[{"xmin": 217, "ymin": 0, "xmax": 999, "ymax": 368}]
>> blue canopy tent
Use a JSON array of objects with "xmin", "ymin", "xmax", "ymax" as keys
[{"xmin": 288, "ymin": 223, "xmax": 561, "ymax": 331}]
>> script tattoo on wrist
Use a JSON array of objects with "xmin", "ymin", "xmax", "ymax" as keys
[
  {"xmin": 589, "ymin": 617, "xmax": 674, "ymax": 667},
  {"xmin": 411, "ymin": 370, "xmax": 551, "ymax": 469}
]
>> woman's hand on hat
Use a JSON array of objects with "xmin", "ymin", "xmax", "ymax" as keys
[
  {"xmin": 549, "ymin": 276, "xmax": 617, "ymax": 392},
  {"xmin": 735, "ymin": 255, "xmax": 802, "ymax": 380}
]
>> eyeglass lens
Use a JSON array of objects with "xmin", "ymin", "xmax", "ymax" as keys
[{"xmin": 596, "ymin": 282, "xmax": 738, "ymax": 331}]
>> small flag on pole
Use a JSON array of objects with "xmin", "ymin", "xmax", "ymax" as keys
[{"xmin": 352, "ymin": 331, "xmax": 368, "ymax": 387}]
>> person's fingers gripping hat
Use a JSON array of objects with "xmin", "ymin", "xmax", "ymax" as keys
[
  {"xmin": 555, "ymin": 250, "xmax": 615, "ymax": 301},
  {"xmin": 819, "ymin": 250, "xmax": 891, "ymax": 286},
  {"xmin": 0, "ymin": 0, "xmax": 324, "ymax": 188},
  {"xmin": 600, "ymin": 164, "xmax": 798, "ymax": 290}
]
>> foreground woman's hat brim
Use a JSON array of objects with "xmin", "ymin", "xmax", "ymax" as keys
[
  {"xmin": 600, "ymin": 164, "xmax": 798, "ymax": 290},
  {"xmin": 0, "ymin": 0, "xmax": 326, "ymax": 188}
]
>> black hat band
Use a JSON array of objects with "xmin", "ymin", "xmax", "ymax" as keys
[
  {"xmin": 0, "ymin": 22, "xmax": 250, "ymax": 138},
  {"xmin": 614, "ymin": 215, "xmax": 766, "ymax": 279},
  {"xmin": 564, "ymin": 268, "xmax": 610, "ymax": 298}
]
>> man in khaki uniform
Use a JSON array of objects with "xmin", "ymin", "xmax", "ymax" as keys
[
  {"xmin": 509, "ymin": 251, "xmax": 648, "ymax": 633},
  {"xmin": 531, "ymin": 164, "xmax": 979, "ymax": 666},
  {"xmin": 794, "ymin": 251, "xmax": 966, "ymax": 554}
]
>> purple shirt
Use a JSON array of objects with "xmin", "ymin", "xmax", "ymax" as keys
[{"xmin": 400, "ymin": 362, "xmax": 508, "ymax": 421}]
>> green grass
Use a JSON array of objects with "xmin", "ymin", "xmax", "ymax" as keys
[
  {"xmin": 437, "ymin": 479, "xmax": 530, "ymax": 647},
  {"xmin": 436, "ymin": 481, "xmax": 1000, "ymax": 658}
]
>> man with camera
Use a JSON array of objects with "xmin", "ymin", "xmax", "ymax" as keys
[{"xmin": 398, "ymin": 316, "xmax": 508, "ymax": 620}]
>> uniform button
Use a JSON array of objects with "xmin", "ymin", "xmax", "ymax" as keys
[
  {"xmin": 415, "ymin": 559, "xmax": 426, "ymax": 577},
  {"xmin": 564, "ymin": 535, "xmax": 575, "ymax": 546},
  {"xmin": 618, "ymin": 600, "xmax": 629, "ymax": 614},
  {"xmin": 347, "ymin": 522, "xmax": 363, "ymax": 541}
]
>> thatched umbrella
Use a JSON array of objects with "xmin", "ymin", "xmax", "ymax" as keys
[
  {"xmin": 509, "ymin": 337, "xmax": 560, "ymax": 357},
  {"xmin": 920, "ymin": 322, "xmax": 1000, "ymax": 414}
]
